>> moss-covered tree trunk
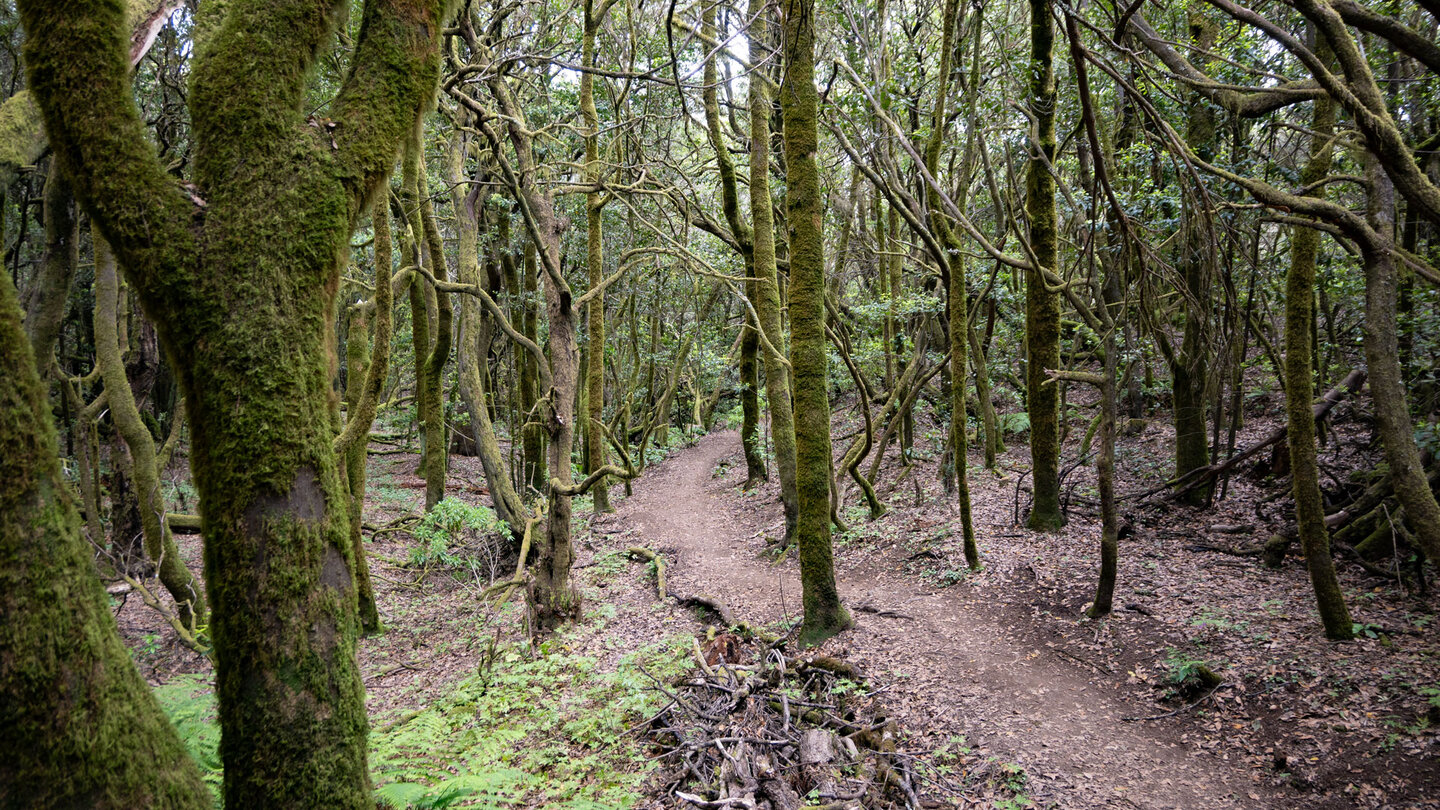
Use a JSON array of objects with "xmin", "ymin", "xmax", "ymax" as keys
[
  {"xmin": 1025, "ymin": 0, "xmax": 1063, "ymax": 531},
  {"xmin": 781, "ymin": 0, "xmax": 851, "ymax": 645},
  {"xmin": 412, "ymin": 131, "xmax": 453, "ymax": 512},
  {"xmin": 925, "ymin": 0, "xmax": 980, "ymax": 569},
  {"xmin": 484, "ymin": 71, "xmax": 582, "ymax": 627},
  {"xmin": 520, "ymin": 240, "xmax": 548, "ymax": 493},
  {"xmin": 699, "ymin": 1, "xmax": 766, "ymax": 489},
  {"xmin": 94, "ymin": 235, "xmax": 205, "ymax": 627},
  {"xmin": 1, "ymin": 269, "xmax": 212, "ymax": 810},
  {"xmin": 20, "ymin": 0, "xmax": 445, "ymax": 804},
  {"xmin": 20, "ymin": 163, "xmax": 77, "ymax": 374},
  {"xmin": 1363, "ymin": 155, "xmax": 1440, "ymax": 571},
  {"xmin": 749, "ymin": 0, "xmax": 800, "ymax": 541},
  {"xmin": 446, "ymin": 126, "xmax": 528, "ymax": 538},
  {"xmin": 338, "ymin": 199, "xmax": 396, "ymax": 636},
  {"xmin": 1285, "ymin": 71, "xmax": 1352, "ymax": 640},
  {"xmin": 1169, "ymin": 12, "xmax": 1220, "ymax": 506},
  {"xmin": 582, "ymin": 0, "xmax": 613, "ymax": 514}
]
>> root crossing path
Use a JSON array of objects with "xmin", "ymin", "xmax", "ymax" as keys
[{"xmin": 602, "ymin": 430, "xmax": 1275, "ymax": 810}]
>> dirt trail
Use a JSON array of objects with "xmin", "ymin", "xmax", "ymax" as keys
[{"xmin": 609, "ymin": 431, "xmax": 1271, "ymax": 810}]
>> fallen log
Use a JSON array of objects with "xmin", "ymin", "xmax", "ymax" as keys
[
  {"xmin": 626, "ymin": 546, "xmax": 668, "ymax": 599},
  {"xmin": 165, "ymin": 512, "xmax": 202, "ymax": 535},
  {"xmin": 1130, "ymin": 368, "xmax": 1365, "ymax": 503}
]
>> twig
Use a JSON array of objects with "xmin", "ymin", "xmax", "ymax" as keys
[{"xmin": 1122, "ymin": 684, "xmax": 1226, "ymax": 722}]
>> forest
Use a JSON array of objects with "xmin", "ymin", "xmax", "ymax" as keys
[{"xmin": 1, "ymin": 0, "xmax": 1438, "ymax": 806}]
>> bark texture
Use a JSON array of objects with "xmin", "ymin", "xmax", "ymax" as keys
[
  {"xmin": 1025, "ymin": 0, "xmax": 1063, "ymax": 530},
  {"xmin": 19, "ymin": 0, "xmax": 446, "ymax": 804},
  {"xmin": 749, "ymin": 0, "xmax": 800, "ymax": 541},
  {"xmin": 0, "ymin": 266, "xmax": 211, "ymax": 810},
  {"xmin": 1285, "ymin": 75, "xmax": 1352, "ymax": 640},
  {"xmin": 781, "ymin": 0, "xmax": 851, "ymax": 645}
]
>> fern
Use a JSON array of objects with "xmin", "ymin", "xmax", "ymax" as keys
[
  {"xmin": 150, "ymin": 636, "xmax": 691, "ymax": 808},
  {"xmin": 152, "ymin": 674, "xmax": 224, "ymax": 807}
]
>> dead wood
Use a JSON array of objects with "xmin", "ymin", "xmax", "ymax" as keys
[
  {"xmin": 647, "ymin": 645, "xmax": 931, "ymax": 809},
  {"xmin": 1131, "ymin": 368, "xmax": 1365, "ymax": 503}
]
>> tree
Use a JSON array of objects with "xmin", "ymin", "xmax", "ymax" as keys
[
  {"xmin": 781, "ymin": 0, "xmax": 851, "ymax": 645},
  {"xmin": 1, "ymin": 261, "xmax": 210, "ymax": 810},
  {"xmin": 748, "ymin": 0, "xmax": 801, "ymax": 542},
  {"xmin": 1283, "ymin": 43, "xmax": 1353, "ymax": 640},
  {"xmin": 18, "ymin": 0, "xmax": 447, "ymax": 804},
  {"xmin": 1025, "ymin": 0, "xmax": 1063, "ymax": 531}
]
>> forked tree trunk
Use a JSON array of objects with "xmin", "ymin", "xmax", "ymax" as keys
[{"xmin": 20, "ymin": 0, "xmax": 446, "ymax": 803}]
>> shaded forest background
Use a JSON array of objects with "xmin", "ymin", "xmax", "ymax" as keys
[{"xmin": 1, "ymin": 0, "xmax": 1438, "ymax": 806}]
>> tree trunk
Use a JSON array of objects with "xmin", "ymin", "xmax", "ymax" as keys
[
  {"xmin": 20, "ymin": 162, "xmax": 77, "ymax": 374},
  {"xmin": 20, "ymin": 0, "xmax": 447, "ymax": 802},
  {"xmin": 95, "ymin": 235, "xmax": 205, "ymax": 627},
  {"xmin": 416, "ymin": 143, "xmax": 452, "ymax": 512},
  {"xmin": 1, "ymin": 268, "xmax": 212, "ymax": 810},
  {"xmin": 582, "ymin": 2, "xmax": 612, "ymax": 514},
  {"xmin": 520, "ymin": 239, "xmax": 547, "ymax": 494},
  {"xmin": 446, "ymin": 125, "xmax": 527, "ymax": 538},
  {"xmin": 748, "ymin": 0, "xmax": 800, "ymax": 542},
  {"xmin": 1363, "ymin": 155, "xmax": 1440, "ymax": 569},
  {"xmin": 1286, "ymin": 64, "xmax": 1352, "ymax": 640},
  {"xmin": 781, "ymin": 0, "xmax": 851, "ymax": 646},
  {"xmin": 1025, "ymin": 0, "xmax": 1064, "ymax": 531}
]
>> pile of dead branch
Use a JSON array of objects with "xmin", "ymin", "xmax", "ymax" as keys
[{"xmin": 643, "ymin": 637, "xmax": 952, "ymax": 810}]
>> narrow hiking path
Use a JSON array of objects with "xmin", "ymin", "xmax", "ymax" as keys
[{"xmin": 599, "ymin": 430, "xmax": 1275, "ymax": 810}]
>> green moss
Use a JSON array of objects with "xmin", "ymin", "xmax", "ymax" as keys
[
  {"xmin": 1, "ymin": 267, "xmax": 211, "ymax": 810},
  {"xmin": 1024, "ymin": 0, "xmax": 1064, "ymax": 533},
  {"xmin": 20, "ymin": 0, "xmax": 446, "ymax": 803},
  {"xmin": 748, "ymin": 0, "xmax": 799, "ymax": 540},
  {"xmin": 782, "ymin": 0, "xmax": 851, "ymax": 646},
  {"xmin": 0, "ymin": 91, "xmax": 47, "ymax": 185}
]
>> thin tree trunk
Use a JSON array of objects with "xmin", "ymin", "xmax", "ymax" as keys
[
  {"xmin": 1025, "ymin": 0, "xmax": 1064, "ymax": 531},
  {"xmin": 1286, "ymin": 63, "xmax": 1352, "ymax": 639},
  {"xmin": 781, "ymin": 0, "xmax": 851, "ymax": 645},
  {"xmin": 1363, "ymin": 155, "xmax": 1440, "ymax": 569},
  {"xmin": 582, "ymin": 0, "xmax": 612, "ymax": 513},
  {"xmin": 94, "ymin": 233, "xmax": 205, "ymax": 627},
  {"xmin": 748, "ymin": 0, "xmax": 800, "ymax": 541}
]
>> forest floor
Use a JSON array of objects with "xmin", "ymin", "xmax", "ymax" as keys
[{"xmin": 117, "ymin": 406, "xmax": 1440, "ymax": 808}]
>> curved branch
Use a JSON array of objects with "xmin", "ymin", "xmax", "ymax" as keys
[
  {"xmin": 331, "ymin": 0, "xmax": 448, "ymax": 221},
  {"xmin": 19, "ymin": 0, "xmax": 198, "ymax": 315}
]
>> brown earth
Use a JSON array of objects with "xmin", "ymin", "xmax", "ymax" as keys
[{"xmin": 599, "ymin": 428, "xmax": 1438, "ymax": 810}]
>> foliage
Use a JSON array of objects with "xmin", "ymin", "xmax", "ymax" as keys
[
  {"xmin": 152, "ymin": 635, "xmax": 692, "ymax": 809},
  {"xmin": 370, "ymin": 636, "xmax": 691, "ymax": 808},
  {"xmin": 408, "ymin": 498, "xmax": 505, "ymax": 571},
  {"xmin": 152, "ymin": 674, "xmax": 224, "ymax": 807}
]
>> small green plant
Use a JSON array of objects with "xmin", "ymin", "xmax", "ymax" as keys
[
  {"xmin": 1351, "ymin": 622, "xmax": 1384, "ymax": 640},
  {"xmin": 152, "ymin": 674, "xmax": 223, "ymax": 806},
  {"xmin": 408, "ymin": 498, "xmax": 503, "ymax": 571},
  {"xmin": 997, "ymin": 412, "xmax": 1030, "ymax": 437},
  {"xmin": 139, "ymin": 632, "xmax": 163, "ymax": 657},
  {"xmin": 1163, "ymin": 647, "xmax": 1224, "ymax": 698}
]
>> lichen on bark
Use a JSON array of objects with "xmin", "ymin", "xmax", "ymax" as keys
[{"xmin": 781, "ymin": 0, "xmax": 851, "ymax": 646}]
